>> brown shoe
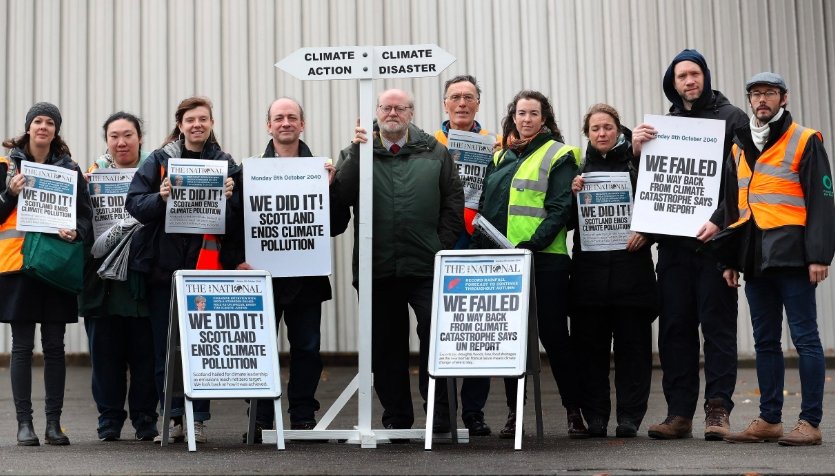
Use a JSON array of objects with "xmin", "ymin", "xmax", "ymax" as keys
[
  {"xmin": 724, "ymin": 417, "xmax": 783, "ymax": 443},
  {"xmin": 778, "ymin": 420, "xmax": 822, "ymax": 446},
  {"xmin": 704, "ymin": 398, "xmax": 731, "ymax": 441},
  {"xmin": 648, "ymin": 416, "xmax": 693, "ymax": 439},
  {"xmin": 566, "ymin": 406, "xmax": 589, "ymax": 439}
]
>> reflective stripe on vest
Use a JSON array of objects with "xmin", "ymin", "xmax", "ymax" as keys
[
  {"xmin": 730, "ymin": 122, "xmax": 819, "ymax": 230},
  {"xmin": 0, "ymin": 157, "xmax": 25, "ymax": 272},
  {"xmin": 495, "ymin": 141, "xmax": 580, "ymax": 254},
  {"xmin": 196, "ymin": 234, "xmax": 222, "ymax": 270}
]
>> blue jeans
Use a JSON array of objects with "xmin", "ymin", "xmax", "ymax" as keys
[{"xmin": 745, "ymin": 273, "xmax": 824, "ymax": 426}]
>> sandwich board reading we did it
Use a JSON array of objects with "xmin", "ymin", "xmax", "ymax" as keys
[{"xmin": 162, "ymin": 270, "xmax": 282, "ymax": 451}]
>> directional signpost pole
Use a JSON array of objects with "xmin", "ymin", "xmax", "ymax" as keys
[{"xmin": 274, "ymin": 44, "xmax": 455, "ymax": 447}]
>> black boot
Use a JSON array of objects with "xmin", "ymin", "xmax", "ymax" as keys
[
  {"xmin": 44, "ymin": 420, "xmax": 70, "ymax": 446},
  {"xmin": 17, "ymin": 421, "xmax": 40, "ymax": 446}
]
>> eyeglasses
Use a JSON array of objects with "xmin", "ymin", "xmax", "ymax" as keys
[
  {"xmin": 377, "ymin": 105, "xmax": 413, "ymax": 114},
  {"xmin": 748, "ymin": 90, "xmax": 781, "ymax": 101},
  {"xmin": 444, "ymin": 94, "xmax": 478, "ymax": 103}
]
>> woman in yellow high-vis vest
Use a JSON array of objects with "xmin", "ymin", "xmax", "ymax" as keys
[
  {"xmin": 471, "ymin": 90, "xmax": 585, "ymax": 439},
  {"xmin": 0, "ymin": 102, "xmax": 93, "ymax": 446}
]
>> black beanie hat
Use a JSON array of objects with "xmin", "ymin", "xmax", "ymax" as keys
[{"xmin": 25, "ymin": 102, "xmax": 63, "ymax": 135}]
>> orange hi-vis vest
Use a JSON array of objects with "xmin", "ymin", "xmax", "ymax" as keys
[
  {"xmin": 730, "ymin": 122, "xmax": 820, "ymax": 230},
  {"xmin": 158, "ymin": 164, "xmax": 222, "ymax": 270},
  {"xmin": 0, "ymin": 157, "xmax": 25, "ymax": 272}
]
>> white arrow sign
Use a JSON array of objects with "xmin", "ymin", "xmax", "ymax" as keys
[
  {"xmin": 275, "ymin": 46, "xmax": 373, "ymax": 81},
  {"xmin": 276, "ymin": 44, "xmax": 454, "ymax": 80},
  {"xmin": 372, "ymin": 44, "xmax": 456, "ymax": 78}
]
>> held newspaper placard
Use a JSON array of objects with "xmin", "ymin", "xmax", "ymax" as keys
[
  {"xmin": 165, "ymin": 159, "xmax": 228, "ymax": 234},
  {"xmin": 447, "ymin": 129, "xmax": 495, "ymax": 209},
  {"xmin": 428, "ymin": 249, "xmax": 530, "ymax": 378},
  {"xmin": 242, "ymin": 157, "xmax": 332, "ymax": 277},
  {"xmin": 577, "ymin": 171, "xmax": 633, "ymax": 251},
  {"xmin": 89, "ymin": 168, "xmax": 137, "ymax": 239},
  {"xmin": 630, "ymin": 115, "xmax": 725, "ymax": 236},
  {"xmin": 16, "ymin": 162, "xmax": 77, "ymax": 232},
  {"xmin": 176, "ymin": 272, "xmax": 280, "ymax": 399}
]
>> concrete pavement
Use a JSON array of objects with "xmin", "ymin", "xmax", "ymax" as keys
[{"xmin": 0, "ymin": 364, "xmax": 833, "ymax": 475}]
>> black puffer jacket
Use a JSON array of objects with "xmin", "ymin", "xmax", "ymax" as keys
[
  {"xmin": 569, "ymin": 130, "xmax": 657, "ymax": 316},
  {"xmin": 125, "ymin": 139, "xmax": 241, "ymax": 283},
  {"xmin": 0, "ymin": 147, "xmax": 93, "ymax": 323}
]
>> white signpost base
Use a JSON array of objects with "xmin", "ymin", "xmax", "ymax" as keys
[{"xmin": 272, "ymin": 44, "xmax": 457, "ymax": 448}]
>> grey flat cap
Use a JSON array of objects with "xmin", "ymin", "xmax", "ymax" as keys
[{"xmin": 746, "ymin": 72, "xmax": 788, "ymax": 92}]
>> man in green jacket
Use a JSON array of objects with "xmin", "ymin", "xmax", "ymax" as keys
[{"xmin": 332, "ymin": 88, "xmax": 464, "ymax": 433}]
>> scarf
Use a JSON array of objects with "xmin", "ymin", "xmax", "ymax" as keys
[
  {"xmin": 750, "ymin": 107, "xmax": 784, "ymax": 151},
  {"xmin": 507, "ymin": 126, "xmax": 549, "ymax": 152}
]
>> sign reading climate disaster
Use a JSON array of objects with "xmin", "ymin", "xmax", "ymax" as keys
[
  {"xmin": 630, "ymin": 115, "xmax": 725, "ymax": 237},
  {"xmin": 429, "ymin": 251, "xmax": 530, "ymax": 378}
]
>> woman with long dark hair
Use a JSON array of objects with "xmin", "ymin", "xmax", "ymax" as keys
[
  {"xmin": 472, "ymin": 91, "xmax": 586, "ymax": 438},
  {"xmin": 0, "ymin": 102, "xmax": 93, "ymax": 446},
  {"xmin": 126, "ymin": 97, "xmax": 239, "ymax": 444}
]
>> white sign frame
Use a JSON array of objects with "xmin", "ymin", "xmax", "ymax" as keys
[{"xmin": 428, "ymin": 249, "xmax": 531, "ymax": 378}]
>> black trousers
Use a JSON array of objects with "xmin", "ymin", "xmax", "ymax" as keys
[
  {"xmin": 84, "ymin": 317, "xmax": 158, "ymax": 433},
  {"xmin": 10, "ymin": 322, "xmax": 66, "ymax": 422},
  {"xmin": 505, "ymin": 269, "xmax": 580, "ymax": 409},
  {"xmin": 657, "ymin": 245, "xmax": 738, "ymax": 419},
  {"xmin": 572, "ymin": 306, "xmax": 652, "ymax": 426},
  {"xmin": 370, "ymin": 277, "xmax": 448, "ymax": 429}
]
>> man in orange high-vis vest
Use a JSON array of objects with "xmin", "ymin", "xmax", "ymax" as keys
[{"xmin": 710, "ymin": 72, "xmax": 835, "ymax": 447}]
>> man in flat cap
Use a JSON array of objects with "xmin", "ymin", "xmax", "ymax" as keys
[{"xmin": 711, "ymin": 72, "xmax": 835, "ymax": 446}]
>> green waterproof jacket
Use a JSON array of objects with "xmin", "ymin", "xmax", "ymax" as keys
[{"xmin": 333, "ymin": 123, "xmax": 464, "ymax": 284}]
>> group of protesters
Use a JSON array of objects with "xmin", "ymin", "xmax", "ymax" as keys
[{"xmin": 0, "ymin": 48, "xmax": 832, "ymax": 449}]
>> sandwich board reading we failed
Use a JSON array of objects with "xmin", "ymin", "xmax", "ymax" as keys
[
  {"xmin": 426, "ymin": 249, "xmax": 542, "ymax": 450},
  {"xmin": 163, "ymin": 270, "xmax": 283, "ymax": 451},
  {"xmin": 274, "ymin": 44, "xmax": 456, "ymax": 448}
]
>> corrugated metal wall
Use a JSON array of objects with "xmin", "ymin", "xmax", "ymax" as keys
[{"xmin": 1, "ymin": 0, "xmax": 833, "ymax": 356}]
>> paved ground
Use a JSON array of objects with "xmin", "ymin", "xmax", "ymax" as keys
[{"xmin": 0, "ymin": 363, "xmax": 833, "ymax": 475}]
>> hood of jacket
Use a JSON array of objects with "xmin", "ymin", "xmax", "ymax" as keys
[
  {"xmin": 9, "ymin": 147, "xmax": 76, "ymax": 170},
  {"xmin": 663, "ymin": 49, "xmax": 715, "ymax": 113}
]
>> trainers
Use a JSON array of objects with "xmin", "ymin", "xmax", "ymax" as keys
[
  {"xmin": 704, "ymin": 398, "xmax": 731, "ymax": 441},
  {"xmin": 648, "ymin": 415, "xmax": 693, "ymax": 439},
  {"xmin": 724, "ymin": 417, "xmax": 782, "ymax": 443},
  {"xmin": 134, "ymin": 416, "xmax": 159, "ymax": 442},
  {"xmin": 778, "ymin": 420, "xmax": 822, "ymax": 446},
  {"xmin": 463, "ymin": 415, "xmax": 491, "ymax": 437},
  {"xmin": 587, "ymin": 418, "xmax": 607, "ymax": 438},
  {"xmin": 567, "ymin": 406, "xmax": 589, "ymax": 439},
  {"xmin": 154, "ymin": 419, "xmax": 184, "ymax": 444},
  {"xmin": 192, "ymin": 421, "xmax": 207, "ymax": 444},
  {"xmin": 98, "ymin": 427, "xmax": 120, "ymax": 442},
  {"xmin": 499, "ymin": 410, "xmax": 517, "ymax": 439}
]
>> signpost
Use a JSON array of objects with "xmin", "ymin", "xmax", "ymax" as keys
[{"xmin": 272, "ymin": 44, "xmax": 456, "ymax": 448}]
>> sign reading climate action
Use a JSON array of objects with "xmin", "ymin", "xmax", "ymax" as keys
[
  {"xmin": 578, "ymin": 171, "xmax": 633, "ymax": 251},
  {"xmin": 89, "ymin": 168, "xmax": 136, "ymax": 239},
  {"xmin": 165, "ymin": 159, "xmax": 228, "ymax": 234},
  {"xmin": 178, "ymin": 274, "xmax": 279, "ymax": 399},
  {"xmin": 630, "ymin": 115, "xmax": 725, "ymax": 236},
  {"xmin": 242, "ymin": 157, "xmax": 331, "ymax": 277},
  {"xmin": 448, "ymin": 130, "xmax": 495, "ymax": 209},
  {"xmin": 17, "ymin": 162, "xmax": 77, "ymax": 232},
  {"xmin": 428, "ymin": 251, "xmax": 530, "ymax": 378}
]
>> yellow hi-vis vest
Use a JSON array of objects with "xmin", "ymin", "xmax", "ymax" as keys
[
  {"xmin": 0, "ymin": 157, "xmax": 25, "ymax": 272},
  {"xmin": 494, "ymin": 140, "xmax": 580, "ymax": 254},
  {"xmin": 730, "ymin": 122, "xmax": 820, "ymax": 230}
]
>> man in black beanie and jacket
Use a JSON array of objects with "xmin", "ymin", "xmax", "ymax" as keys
[{"xmin": 632, "ymin": 49, "xmax": 748, "ymax": 441}]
